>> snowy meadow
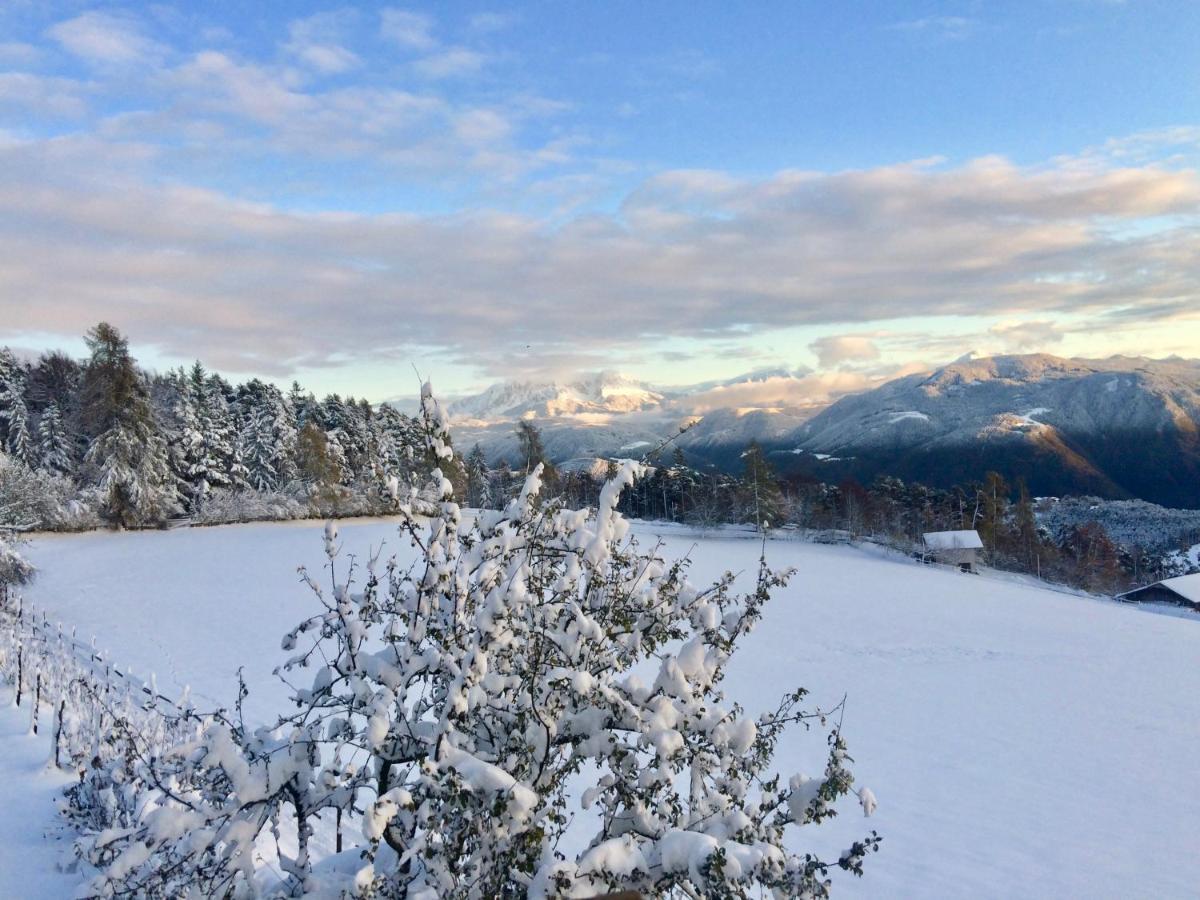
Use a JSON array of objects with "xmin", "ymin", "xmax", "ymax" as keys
[{"xmin": 9, "ymin": 513, "xmax": 1200, "ymax": 898}]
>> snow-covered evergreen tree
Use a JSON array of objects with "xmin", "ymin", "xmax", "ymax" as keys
[
  {"xmin": 79, "ymin": 325, "xmax": 180, "ymax": 528},
  {"xmin": 81, "ymin": 384, "xmax": 878, "ymax": 898},
  {"xmin": 85, "ymin": 413, "xmax": 179, "ymax": 528},
  {"xmin": 465, "ymin": 442, "xmax": 492, "ymax": 508},
  {"xmin": 238, "ymin": 381, "xmax": 298, "ymax": 491},
  {"xmin": 0, "ymin": 348, "xmax": 33, "ymax": 464},
  {"xmin": 4, "ymin": 389, "xmax": 34, "ymax": 465},
  {"xmin": 37, "ymin": 400, "xmax": 73, "ymax": 475}
]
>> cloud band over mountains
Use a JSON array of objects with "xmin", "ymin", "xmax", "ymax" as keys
[{"xmin": 3, "ymin": 138, "xmax": 1198, "ymax": 378}]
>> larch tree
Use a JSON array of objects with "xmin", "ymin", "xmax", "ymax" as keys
[{"xmin": 79, "ymin": 323, "xmax": 180, "ymax": 528}]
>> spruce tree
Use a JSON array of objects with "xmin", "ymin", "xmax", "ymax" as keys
[
  {"xmin": 742, "ymin": 439, "xmax": 783, "ymax": 528},
  {"xmin": 0, "ymin": 347, "xmax": 29, "ymax": 456},
  {"xmin": 4, "ymin": 390, "xmax": 33, "ymax": 465},
  {"xmin": 37, "ymin": 401, "xmax": 73, "ymax": 475},
  {"xmin": 465, "ymin": 443, "xmax": 492, "ymax": 508}
]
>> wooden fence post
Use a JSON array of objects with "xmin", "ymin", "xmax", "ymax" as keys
[
  {"xmin": 31, "ymin": 671, "xmax": 41, "ymax": 734},
  {"xmin": 54, "ymin": 698, "xmax": 66, "ymax": 767}
]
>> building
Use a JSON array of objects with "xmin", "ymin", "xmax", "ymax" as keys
[
  {"xmin": 921, "ymin": 530, "xmax": 983, "ymax": 572},
  {"xmin": 1116, "ymin": 573, "xmax": 1200, "ymax": 610}
]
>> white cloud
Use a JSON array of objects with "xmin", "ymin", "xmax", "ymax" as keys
[
  {"xmin": 413, "ymin": 48, "xmax": 487, "ymax": 79},
  {"xmin": 0, "ymin": 42, "xmax": 41, "ymax": 65},
  {"xmin": 468, "ymin": 12, "xmax": 518, "ymax": 33},
  {"xmin": 989, "ymin": 320, "xmax": 1065, "ymax": 351},
  {"xmin": 284, "ymin": 12, "xmax": 361, "ymax": 74},
  {"xmin": 0, "ymin": 72, "xmax": 92, "ymax": 118},
  {"xmin": 380, "ymin": 8, "xmax": 437, "ymax": 50},
  {"xmin": 888, "ymin": 16, "xmax": 977, "ymax": 41},
  {"xmin": 809, "ymin": 335, "xmax": 882, "ymax": 368},
  {"xmin": 1, "ymin": 141, "xmax": 1198, "ymax": 379},
  {"xmin": 47, "ymin": 11, "xmax": 164, "ymax": 66},
  {"xmin": 682, "ymin": 371, "xmax": 880, "ymax": 413}
]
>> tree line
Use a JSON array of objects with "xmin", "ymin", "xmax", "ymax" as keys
[
  {"xmin": 466, "ymin": 422, "xmax": 1186, "ymax": 595},
  {"xmin": 0, "ymin": 323, "xmax": 431, "ymax": 529}
]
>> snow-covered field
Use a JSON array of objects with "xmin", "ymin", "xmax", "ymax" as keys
[{"xmin": 9, "ymin": 518, "xmax": 1200, "ymax": 898}]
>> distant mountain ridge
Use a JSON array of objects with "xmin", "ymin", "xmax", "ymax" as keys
[
  {"xmin": 789, "ymin": 354, "xmax": 1200, "ymax": 507},
  {"xmin": 445, "ymin": 354, "xmax": 1200, "ymax": 508}
]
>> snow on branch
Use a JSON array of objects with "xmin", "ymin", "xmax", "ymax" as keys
[{"xmin": 71, "ymin": 387, "xmax": 879, "ymax": 898}]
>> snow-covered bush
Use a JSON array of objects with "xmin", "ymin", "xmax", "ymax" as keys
[
  {"xmin": 80, "ymin": 385, "xmax": 878, "ymax": 898},
  {"xmin": 190, "ymin": 485, "xmax": 310, "ymax": 525},
  {"xmin": 0, "ymin": 533, "xmax": 34, "ymax": 588},
  {"xmin": 0, "ymin": 452, "xmax": 100, "ymax": 531}
]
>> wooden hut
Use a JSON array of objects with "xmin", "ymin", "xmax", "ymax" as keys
[
  {"xmin": 1116, "ymin": 573, "xmax": 1200, "ymax": 610},
  {"xmin": 921, "ymin": 530, "xmax": 983, "ymax": 572}
]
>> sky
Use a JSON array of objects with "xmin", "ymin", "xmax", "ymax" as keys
[{"xmin": 1, "ymin": 0, "xmax": 1199, "ymax": 404}]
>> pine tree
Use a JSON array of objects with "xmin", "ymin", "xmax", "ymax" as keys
[
  {"xmin": 241, "ymin": 402, "xmax": 280, "ymax": 491},
  {"xmin": 38, "ymin": 401, "xmax": 73, "ymax": 475},
  {"xmin": 465, "ymin": 443, "xmax": 492, "ymax": 509},
  {"xmin": 742, "ymin": 439, "xmax": 783, "ymax": 528},
  {"xmin": 0, "ymin": 347, "xmax": 29, "ymax": 457},
  {"xmin": 4, "ymin": 390, "xmax": 33, "ymax": 465}
]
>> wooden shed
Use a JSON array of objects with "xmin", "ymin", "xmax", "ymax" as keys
[
  {"xmin": 921, "ymin": 530, "xmax": 983, "ymax": 572},
  {"xmin": 1116, "ymin": 573, "xmax": 1200, "ymax": 611}
]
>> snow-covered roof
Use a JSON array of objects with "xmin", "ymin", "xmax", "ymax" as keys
[
  {"xmin": 1153, "ymin": 573, "xmax": 1200, "ymax": 605},
  {"xmin": 922, "ymin": 530, "xmax": 984, "ymax": 550}
]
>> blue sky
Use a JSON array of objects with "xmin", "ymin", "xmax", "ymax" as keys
[{"xmin": 1, "ymin": 1, "xmax": 1199, "ymax": 403}]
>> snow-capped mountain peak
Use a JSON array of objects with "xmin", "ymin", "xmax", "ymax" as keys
[{"xmin": 447, "ymin": 371, "xmax": 664, "ymax": 422}]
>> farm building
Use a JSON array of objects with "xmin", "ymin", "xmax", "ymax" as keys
[
  {"xmin": 1116, "ymin": 573, "xmax": 1200, "ymax": 610},
  {"xmin": 922, "ymin": 530, "xmax": 984, "ymax": 572}
]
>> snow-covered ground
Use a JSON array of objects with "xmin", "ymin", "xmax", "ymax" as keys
[
  {"xmin": 0, "ymin": 687, "xmax": 79, "ymax": 899},
  {"xmin": 9, "ymin": 518, "xmax": 1200, "ymax": 898}
]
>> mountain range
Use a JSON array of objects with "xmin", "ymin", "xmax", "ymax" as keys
[{"xmin": 445, "ymin": 355, "xmax": 1200, "ymax": 508}]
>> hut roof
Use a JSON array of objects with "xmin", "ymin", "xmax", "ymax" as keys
[
  {"xmin": 1119, "ymin": 572, "xmax": 1200, "ymax": 605},
  {"xmin": 922, "ymin": 530, "xmax": 983, "ymax": 550}
]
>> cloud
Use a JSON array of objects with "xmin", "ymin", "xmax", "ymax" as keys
[
  {"xmin": 0, "ymin": 72, "xmax": 92, "ymax": 118},
  {"xmin": 413, "ymin": 48, "xmax": 487, "ymax": 79},
  {"xmin": 0, "ymin": 42, "xmax": 40, "ymax": 65},
  {"xmin": 809, "ymin": 335, "xmax": 882, "ymax": 368},
  {"xmin": 682, "ymin": 371, "xmax": 882, "ymax": 414},
  {"xmin": 47, "ymin": 11, "xmax": 164, "ymax": 66},
  {"xmin": 380, "ymin": 9, "xmax": 437, "ymax": 50},
  {"xmin": 284, "ymin": 12, "xmax": 361, "ymax": 74},
  {"xmin": 989, "ymin": 320, "xmax": 1065, "ymax": 351},
  {"xmin": 1, "ymin": 141, "xmax": 1198, "ymax": 381},
  {"xmin": 888, "ymin": 16, "xmax": 977, "ymax": 41},
  {"xmin": 468, "ymin": 12, "xmax": 518, "ymax": 33}
]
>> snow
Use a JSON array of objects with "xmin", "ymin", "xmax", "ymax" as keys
[
  {"xmin": 921, "ymin": 529, "xmax": 984, "ymax": 550},
  {"xmin": 888, "ymin": 411, "xmax": 930, "ymax": 424},
  {"xmin": 0, "ymin": 687, "xmax": 79, "ymax": 900},
  {"xmin": 11, "ymin": 518, "xmax": 1200, "ymax": 897},
  {"xmin": 619, "ymin": 440, "xmax": 652, "ymax": 450}
]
